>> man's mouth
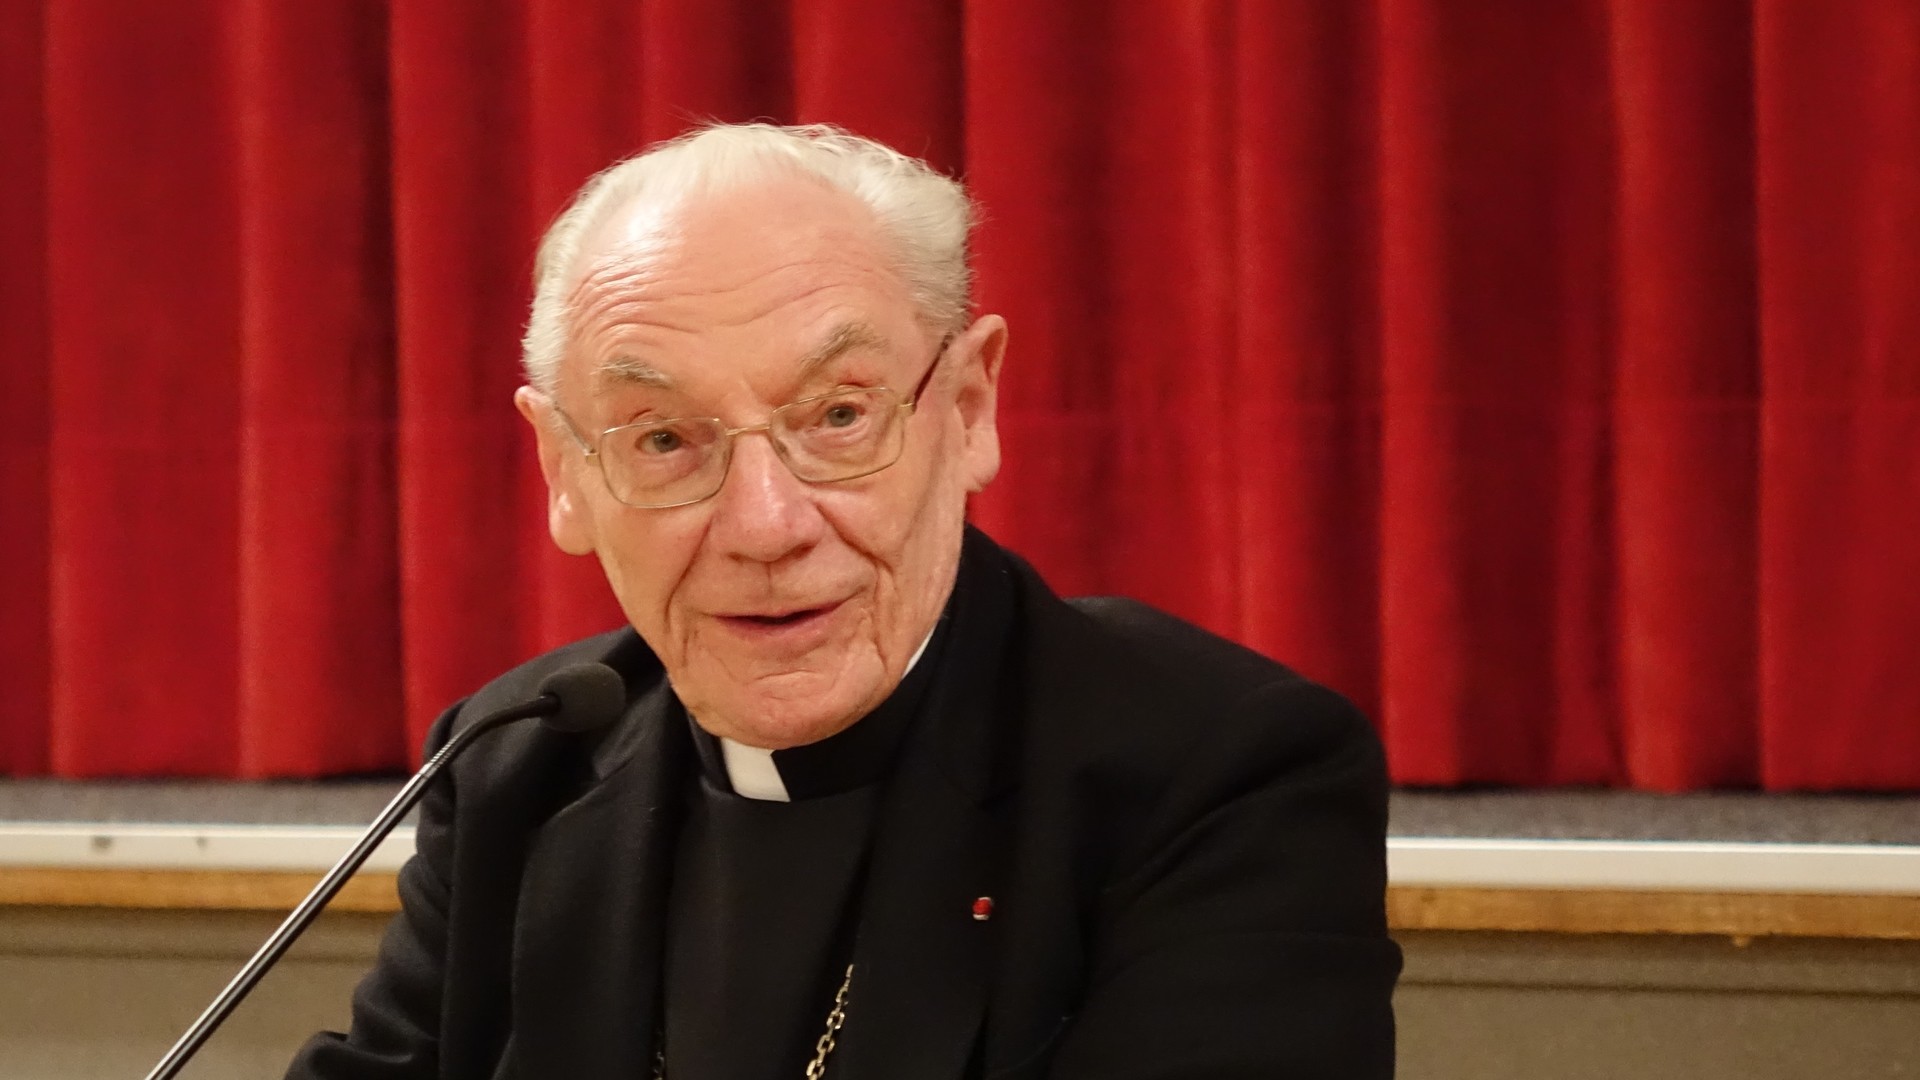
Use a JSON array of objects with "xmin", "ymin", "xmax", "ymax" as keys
[
  {"xmin": 715, "ymin": 600, "xmax": 845, "ymax": 634},
  {"xmin": 736, "ymin": 607, "xmax": 827, "ymax": 626}
]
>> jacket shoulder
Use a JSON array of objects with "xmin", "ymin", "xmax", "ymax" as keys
[
  {"xmin": 1003, "ymin": 560, "xmax": 1386, "ymax": 868},
  {"xmin": 448, "ymin": 626, "xmax": 658, "ymax": 738},
  {"xmin": 1064, "ymin": 595, "xmax": 1307, "ymax": 700},
  {"xmin": 422, "ymin": 626, "xmax": 663, "ymax": 811}
]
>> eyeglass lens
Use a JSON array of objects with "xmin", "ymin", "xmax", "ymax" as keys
[{"xmin": 598, "ymin": 388, "xmax": 909, "ymax": 507}]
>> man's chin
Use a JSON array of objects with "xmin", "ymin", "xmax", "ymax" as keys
[
  {"xmin": 677, "ymin": 647, "xmax": 890, "ymax": 748},
  {"xmin": 697, "ymin": 695, "xmax": 869, "ymax": 750}
]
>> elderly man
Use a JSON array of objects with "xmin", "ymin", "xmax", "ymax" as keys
[{"xmin": 287, "ymin": 124, "xmax": 1399, "ymax": 1080}]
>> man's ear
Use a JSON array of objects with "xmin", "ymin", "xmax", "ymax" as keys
[
  {"xmin": 950, "ymin": 314, "xmax": 1007, "ymax": 494},
  {"xmin": 514, "ymin": 386, "xmax": 597, "ymax": 556}
]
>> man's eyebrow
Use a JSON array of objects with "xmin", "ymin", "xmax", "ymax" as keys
[
  {"xmin": 589, "ymin": 323, "xmax": 884, "ymax": 390},
  {"xmin": 796, "ymin": 321, "xmax": 887, "ymax": 379},
  {"xmin": 593, "ymin": 354, "xmax": 673, "ymax": 389}
]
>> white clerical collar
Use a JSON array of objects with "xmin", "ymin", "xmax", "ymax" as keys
[{"xmin": 719, "ymin": 624, "xmax": 938, "ymax": 802}]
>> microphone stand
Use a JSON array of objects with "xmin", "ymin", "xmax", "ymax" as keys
[{"xmin": 142, "ymin": 695, "xmax": 555, "ymax": 1080}]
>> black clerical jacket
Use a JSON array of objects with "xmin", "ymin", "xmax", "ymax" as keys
[{"xmin": 286, "ymin": 528, "xmax": 1400, "ymax": 1079}]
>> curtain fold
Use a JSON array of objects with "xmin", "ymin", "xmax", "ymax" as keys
[
  {"xmin": 1606, "ymin": 0, "xmax": 1761, "ymax": 791},
  {"xmin": 3, "ymin": 0, "xmax": 1916, "ymax": 790},
  {"xmin": 1754, "ymin": 0, "xmax": 1920, "ymax": 788},
  {"xmin": 387, "ymin": 0, "xmax": 552, "ymax": 752},
  {"xmin": 232, "ymin": 0, "xmax": 402, "ymax": 776},
  {"xmin": 44, "ymin": 0, "xmax": 244, "ymax": 775},
  {"xmin": 1374, "ymin": 0, "xmax": 1625, "ymax": 785},
  {"xmin": 0, "ymin": 0, "xmax": 49, "ymax": 776}
]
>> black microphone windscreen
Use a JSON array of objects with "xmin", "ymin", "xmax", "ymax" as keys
[{"xmin": 535, "ymin": 663, "xmax": 628, "ymax": 733}]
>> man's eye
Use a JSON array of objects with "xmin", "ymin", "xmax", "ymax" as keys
[
  {"xmin": 823, "ymin": 403, "xmax": 863, "ymax": 428},
  {"xmin": 642, "ymin": 429, "xmax": 685, "ymax": 454}
]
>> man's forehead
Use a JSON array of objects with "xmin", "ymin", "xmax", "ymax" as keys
[
  {"xmin": 589, "ymin": 318, "xmax": 892, "ymax": 394},
  {"xmin": 574, "ymin": 176, "xmax": 888, "ymax": 286},
  {"xmin": 563, "ymin": 180, "xmax": 914, "ymax": 392}
]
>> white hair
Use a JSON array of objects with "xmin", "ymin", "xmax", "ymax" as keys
[{"xmin": 520, "ymin": 122, "xmax": 977, "ymax": 394}]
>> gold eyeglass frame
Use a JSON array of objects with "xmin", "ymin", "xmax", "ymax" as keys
[{"xmin": 550, "ymin": 335, "xmax": 954, "ymax": 510}]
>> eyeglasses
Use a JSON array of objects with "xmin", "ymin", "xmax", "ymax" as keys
[{"xmin": 551, "ymin": 337, "xmax": 952, "ymax": 509}]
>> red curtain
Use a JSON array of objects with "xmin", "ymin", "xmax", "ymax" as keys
[{"xmin": 2, "ymin": 1, "xmax": 1916, "ymax": 791}]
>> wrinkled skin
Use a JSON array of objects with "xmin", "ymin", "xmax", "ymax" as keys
[{"xmin": 516, "ymin": 176, "xmax": 1007, "ymax": 749}]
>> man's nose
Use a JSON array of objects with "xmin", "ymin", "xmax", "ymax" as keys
[{"xmin": 706, "ymin": 432, "xmax": 827, "ymax": 563}]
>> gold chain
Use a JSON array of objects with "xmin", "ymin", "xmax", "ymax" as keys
[{"xmin": 652, "ymin": 963, "xmax": 855, "ymax": 1080}]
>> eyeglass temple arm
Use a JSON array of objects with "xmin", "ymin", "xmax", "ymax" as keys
[
  {"xmin": 546, "ymin": 403, "xmax": 599, "ymax": 455},
  {"xmin": 905, "ymin": 333, "xmax": 956, "ymax": 408}
]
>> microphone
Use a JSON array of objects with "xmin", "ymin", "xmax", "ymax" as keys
[{"xmin": 142, "ymin": 662, "xmax": 628, "ymax": 1080}]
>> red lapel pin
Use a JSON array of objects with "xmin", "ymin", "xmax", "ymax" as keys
[{"xmin": 972, "ymin": 896, "xmax": 994, "ymax": 922}]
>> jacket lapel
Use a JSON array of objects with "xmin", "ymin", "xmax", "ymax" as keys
[
  {"xmin": 833, "ymin": 530, "xmax": 1019, "ymax": 1080},
  {"xmin": 833, "ymin": 765, "xmax": 1003, "ymax": 1079},
  {"xmin": 498, "ymin": 678, "xmax": 689, "ymax": 1080}
]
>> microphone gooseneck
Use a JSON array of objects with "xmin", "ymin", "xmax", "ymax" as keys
[{"xmin": 142, "ymin": 662, "xmax": 626, "ymax": 1080}]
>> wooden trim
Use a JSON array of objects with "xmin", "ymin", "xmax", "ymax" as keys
[
  {"xmin": 0, "ymin": 868, "xmax": 400, "ymax": 913},
  {"xmin": 1387, "ymin": 886, "xmax": 1920, "ymax": 940},
  {"xmin": 4, "ymin": 869, "xmax": 1918, "ymax": 940}
]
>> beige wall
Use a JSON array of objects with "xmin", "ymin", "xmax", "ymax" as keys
[
  {"xmin": 2, "ymin": 908, "xmax": 1917, "ymax": 1079},
  {"xmin": 1397, "ymin": 931, "xmax": 1920, "ymax": 1079},
  {"xmin": 0, "ymin": 908, "xmax": 369, "ymax": 1080}
]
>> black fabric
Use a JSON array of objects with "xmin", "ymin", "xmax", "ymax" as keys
[
  {"xmin": 666, "ymin": 590, "xmax": 957, "ymax": 1078},
  {"xmin": 664, "ymin": 776, "xmax": 878, "ymax": 1079},
  {"xmin": 284, "ymin": 527, "xmax": 1402, "ymax": 1080}
]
